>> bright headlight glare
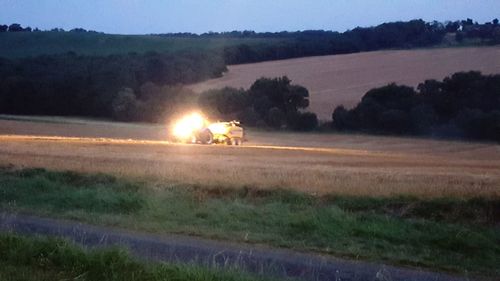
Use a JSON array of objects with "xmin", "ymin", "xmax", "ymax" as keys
[
  {"xmin": 207, "ymin": 122, "xmax": 227, "ymax": 135},
  {"xmin": 172, "ymin": 113, "xmax": 205, "ymax": 139}
]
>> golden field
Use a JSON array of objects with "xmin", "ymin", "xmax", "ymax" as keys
[
  {"xmin": 1, "ymin": 117, "xmax": 499, "ymax": 198},
  {"xmin": 189, "ymin": 47, "xmax": 500, "ymax": 119}
]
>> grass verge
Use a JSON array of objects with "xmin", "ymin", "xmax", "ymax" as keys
[
  {"xmin": 0, "ymin": 233, "xmax": 271, "ymax": 281},
  {"xmin": 0, "ymin": 166, "xmax": 499, "ymax": 277}
]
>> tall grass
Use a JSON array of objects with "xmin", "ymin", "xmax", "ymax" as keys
[
  {"xmin": 1, "ymin": 168, "xmax": 145, "ymax": 214},
  {"xmin": 0, "ymin": 233, "xmax": 270, "ymax": 281},
  {"xmin": 1, "ymin": 167, "xmax": 499, "ymax": 276}
]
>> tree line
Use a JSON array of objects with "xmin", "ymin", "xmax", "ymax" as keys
[
  {"xmin": 0, "ymin": 51, "xmax": 226, "ymax": 119},
  {"xmin": 94, "ymin": 76, "xmax": 319, "ymax": 131},
  {"xmin": 445, "ymin": 18, "xmax": 500, "ymax": 43},
  {"xmin": 332, "ymin": 72, "xmax": 500, "ymax": 142},
  {"xmin": 0, "ymin": 23, "xmax": 98, "ymax": 33},
  {"xmin": 207, "ymin": 18, "xmax": 499, "ymax": 64},
  {"xmin": 3, "ymin": 18, "xmax": 499, "ymax": 64},
  {"xmin": 222, "ymin": 19, "xmax": 447, "ymax": 64}
]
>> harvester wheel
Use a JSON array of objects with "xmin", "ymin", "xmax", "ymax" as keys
[
  {"xmin": 198, "ymin": 129, "xmax": 213, "ymax": 144},
  {"xmin": 233, "ymin": 138, "xmax": 242, "ymax": 145}
]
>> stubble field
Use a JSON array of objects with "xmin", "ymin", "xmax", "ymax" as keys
[
  {"xmin": 1, "ymin": 117, "xmax": 499, "ymax": 198},
  {"xmin": 189, "ymin": 46, "xmax": 500, "ymax": 119}
]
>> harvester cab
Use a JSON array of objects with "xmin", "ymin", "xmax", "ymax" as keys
[{"xmin": 208, "ymin": 120, "xmax": 244, "ymax": 145}]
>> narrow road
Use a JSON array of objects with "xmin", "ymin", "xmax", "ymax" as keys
[{"xmin": 0, "ymin": 213, "xmax": 469, "ymax": 281}]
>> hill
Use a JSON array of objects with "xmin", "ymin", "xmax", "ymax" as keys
[
  {"xmin": 2, "ymin": 18, "xmax": 498, "ymax": 63},
  {"xmin": 0, "ymin": 19, "xmax": 448, "ymax": 60},
  {"xmin": 1, "ymin": 19, "xmax": 499, "ymax": 124},
  {"xmin": 189, "ymin": 46, "xmax": 500, "ymax": 120},
  {"xmin": 0, "ymin": 31, "xmax": 279, "ymax": 58}
]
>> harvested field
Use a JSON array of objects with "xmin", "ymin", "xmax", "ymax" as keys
[
  {"xmin": 1, "ymin": 117, "xmax": 499, "ymax": 198},
  {"xmin": 189, "ymin": 47, "xmax": 500, "ymax": 119}
]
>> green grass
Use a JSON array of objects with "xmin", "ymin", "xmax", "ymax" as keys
[
  {"xmin": 0, "ymin": 167, "xmax": 499, "ymax": 277},
  {"xmin": 0, "ymin": 168, "xmax": 145, "ymax": 214},
  {"xmin": 0, "ymin": 233, "xmax": 272, "ymax": 281},
  {"xmin": 0, "ymin": 31, "xmax": 286, "ymax": 58}
]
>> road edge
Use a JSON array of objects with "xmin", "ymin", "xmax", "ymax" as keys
[{"xmin": 0, "ymin": 213, "xmax": 470, "ymax": 281}]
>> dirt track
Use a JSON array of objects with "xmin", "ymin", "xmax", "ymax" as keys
[
  {"xmin": 189, "ymin": 47, "xmax": 500, "ymax": 119},
  {"xmin": 1, "ymin": 117, "xmax": 499, "ymax": 198}
]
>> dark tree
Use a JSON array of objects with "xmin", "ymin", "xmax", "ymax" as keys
[
  {"xmin": 410, "ymin": 104, "xmax": 438, "ymax": 134},
  {"xmin": 247, "ymin": 76, "xmax": 314, "ymax": 129},
  {"xmin": 249, "ymin": 76, "xmax": 310, "ymax": 115},
  {"xmin": 112, "ymin": 88, "xmax": 138, "ymax": 121},
  {"xmin": 462, "ymin": 18, "xmax": 474, "ymax": 26},
  {"xmin": 288, "ymin": 112, "xmax": 318, "ymax": 131},
  {"xmin": 267, "ymin": 107, "xmax": 286, "ymax": 129},
  {"xmin": 0, "ymin": 50, "xmax": 226, "ymax": 121},
  {"xmin": 198, "ymin": 87, "xmax": 249, "ymax": 118},
  {"xmin": 331, "ymin": 71, "xmax": 500, "ymax": 141},
  {"xmin": 8, "ymin": 23, "xmax": 23, "ymax": 32},
  {"xmin": 286, "ymin": 85, "xmax": 310, "ymax": 112},
  {"xmin": 378, "ymin": 109, "xmax": 411, "ymax": 134},
  {"xmin": 237, "ymin": 107, "xmax": 260, "ymax": 126},
  {"xmin": 332, "ymin": 105, "xmax": 352, "ymax": 131},
  {"xmin": 70, "ymin": 28, "xmax": 87, "ymax": 32},
  {"xmin": 0, "ymin": 25, "xmax": 7, "ymax": 32},
  {"xmin": 196, "ymin": 76, "xmax": 317, "ymax": 130},
  {"xmin": 445, "ymin": 21, "xmax": 460, "ymax": 32}
]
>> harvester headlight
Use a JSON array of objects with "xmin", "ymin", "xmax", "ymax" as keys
[{"xmin": 172, "ymin": 112, "xmax": 205, "ymax": 139}]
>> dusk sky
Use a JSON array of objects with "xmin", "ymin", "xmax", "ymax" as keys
[{"xmin": 1, "ymin": 0, "xmax": 499, "ymax": 34}]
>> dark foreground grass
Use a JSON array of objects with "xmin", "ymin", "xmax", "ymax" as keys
[
  {"xmin": 0, "ymin": 233, "xmax": 270, "ymax": 281},
  {"xmin": 0, "ymin": 167, "xmax": 499, "ymax": 277}
]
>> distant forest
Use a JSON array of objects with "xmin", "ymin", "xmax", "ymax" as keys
[
  {"xmin": 1, "ymin": 18, "xmax": 499, "ymax": 63},
  {"xmin": 0, "ymin": 18, "xmax": 499, "ymax": 137},
  {"xmin": 0, "ymin": 51, "xmax": 226, "ymax": 118}
]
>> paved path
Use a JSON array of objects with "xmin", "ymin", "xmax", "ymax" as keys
[{"xmin": 0, "ymin": 213, "xmax": 470, "ymax": 281}]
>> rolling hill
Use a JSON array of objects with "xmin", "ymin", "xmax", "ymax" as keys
[
  {"xmin": 189, "ymin": 46, "xmax": 500, "ymax": 120},
  {"xmin": 0, "ymin": 31, "xmax": 283, "ymax": 58}
]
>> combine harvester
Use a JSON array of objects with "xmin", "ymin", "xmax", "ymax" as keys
[{"xmin": 171, "ymin": 112, "xmax": 244, "ymax": 145}]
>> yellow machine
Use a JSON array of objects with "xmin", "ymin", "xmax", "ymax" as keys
[{"xmin": 171, "ymin": 112, "xmax": 244, "ymax": 145}]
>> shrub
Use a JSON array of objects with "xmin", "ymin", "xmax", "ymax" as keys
[
  {"xmin": 267, "ymin": 107, "xmax": 286, "ymax": 129},
  {"xmin": 112, "ymin": 88, "xmax": 138, "ymax": 121},
  {"xmin": 331, "ymin": 105, "xmax": 353, "ymax": 130},
  {"xmin": 288, "ymin": 112, "xmax": 318, "ymax": 131},
  {"xmin": 378, "ymin": 109, "xmax": 411, "ymax": 134}
]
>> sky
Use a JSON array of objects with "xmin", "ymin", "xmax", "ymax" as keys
[{"xmin": 1, "ymin": 0, "xmax": 499, "ymax": 34}]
